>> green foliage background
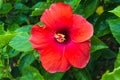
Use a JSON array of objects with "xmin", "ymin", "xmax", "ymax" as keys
[{"xmin": 0, "ymin": 0, "xmax": 120, "ymax": 80}]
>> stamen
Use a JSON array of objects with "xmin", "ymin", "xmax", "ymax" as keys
[{"xmin": 54, "ymin": 33, "xmax": 66, "ymax": 43}]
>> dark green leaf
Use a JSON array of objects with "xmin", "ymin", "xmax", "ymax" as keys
[
  {"xmin": 20, "ymin": 66, "xmax": 44, "ymax": 80},
  {"xmin": 40, "ymin": 65, "xmax": 64, "ymax": 80},
  {"xmin": 72, "ymin": 68, "xmax": 92, "ymax": 80},
  {"xmin": 14, "ymin": 3, "xmax": 29, "ymax": 10},
  {"xmin": 108, "ymin": 18, "xmax": 120, "ymax": 44},
  {"xmin": 15, "ymin": 14, "xmax": 28, "ymax": 24},
  {"xmin": 31, "ymin": 2, "xmax": 50, "ymax": 16},
  {"xmin": 19, "ymin": 52, "xmax": 35, "ymax": 70},
  {"xmin": 94, "ymin": 12, "xmax": 114, "ymax": 37},
  {"xmin": 8, "ymin": 50, "xmax": 19, "ymax": 58},
  {"xmin": 91, "ymin": 36, "xmax": 108, "ymax": 53},
  {"xmin": 82, "ymin": 0, "xmax": 99, "ymax": 18},
  {"xmin": 65, "ymin": 0, "xmax": 81, "ymax": 12},
  {"xmin": 0, "ymin": 3, "xmax": 12, "ymax": 14},
  {"xmin": 7, "ymin": 23, "xmax": 20, "ymax": 32},
  {"xmin": 9, "ymin": 33, "xmax": 32, "ymax": 51}
]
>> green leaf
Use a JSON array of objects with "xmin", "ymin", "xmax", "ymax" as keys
[
  {"xmin": 8, "ymin": 50, "xmax": 19, "ymax": 58},
  {"xmin": 0, "ymin": 34, "xmax": 15, "ymax": 48},
  {"xmin": 0, "ymin": 0, "xmax": 3, "ymax": 9},
  {"xmin": 7, "ymin": 23, "xmax": 20, "ymax": 32},
  {"xmin": 9, "ymin": 33, "xmax": 32, "ymax": 51},
  {"xmin": 91, "ymin": 36, "xmax": 108, "ymax": 53},
  {"xmin": 109, "ymin": 6, "xmax": 120, "ymax": 17},
  {"xmin": 0, "ymin": 23, "xmax": 6, "ymax": 35},
  {"xmin": 94, "ymin": 12, "xmax": 114, "ymax": 37},
  {"xmin": 14, "ymin": 3, "xmax": 29, "ymax": 10},
  {"xmin": 101, "ymin": 67, "xmax": 120, "ymax": 80},
  {"xmin": 20, "ymin": 66, "xmax": 44, "ymax": 80},
  {"xmin": 114, "ymin": 48, "xmax": 120, "ymax": 68},
  {"xmin": 108, "ymin": 18, "xmax": 120, "ymax": 44},
  {"xmin": 72, "ymin": 68, "xmax": 92, "ymax": 80},
  {"xmin": 40, "ymin": 65, "xmax": 64, "ymax": 80},
  {"xmin": 15, "ymin": 25, "xmax": 32, "ymax": 33},
  {"xmin": 83, "ymin": 0, "xmax": 99, "ymax": 18},
  {"xmin": 15, "ymin": 14, "xmax": 28, "ymax": 24},
  {"xmin": 65, "ymin": 0, "xmax": 81, "ymax": 12},
  {"xmin": 43, "ymin": 72, "xmax": 64, "ymax": 80},
  {"xmin": 31, "ymin": 2, "xmax": 50, "ymax": 16},
  {"xmin": 0, "ymin": 3, "xmax": 12, "ymax": 14},
  {"xmin": 19, "ymin": 52, "xmax": 35, "ymax": 70}
]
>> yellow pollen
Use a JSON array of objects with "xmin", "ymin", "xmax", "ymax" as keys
[{"xmin": 54, "ymin": 33, "xmax": 66, "ymax": 43}]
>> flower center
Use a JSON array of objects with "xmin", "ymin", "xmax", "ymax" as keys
[{"xmin": 54, "ymin": 33, "xmax": 66, "ymax": 43}]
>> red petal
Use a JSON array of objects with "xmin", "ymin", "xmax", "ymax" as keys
[
  {"xmin": 64, "ymin": 41, "xmax": 90, "ymax": 68},
  {"xmin": 40, "ymin": 44, "xmax": 70, "ymax": 73},
  {"xmin": 41, "ymin": 2, "xmax": 73, "ymax": 30},
  {"xmin": 70, "ymin": 14, "xmax": 93, "ymax": 42},
  {"xmin": 29, "ymin": 25, "xmax": 54, "ymax": 50},
  {"xmin": 30, "ymin": 25, "xmax": 70, "ymax": 73}
]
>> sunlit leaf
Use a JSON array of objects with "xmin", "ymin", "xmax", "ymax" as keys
[
  {"xmin": 0, "ymin": 23, "xmax": 5, "ymax": 35},
  {"xmin": 109, "ymin": 6, "xmax": 120, "ymax": 17},
  {"xmin": 101, "ymin": 67, "xmax": 120, "ymax": 80},
  {"xmin": 114, "ymin": 48, "xmax": 120, "ymax": 68},
  {"xmin": 0, "ymin": 34, "xmax": 15, "ymax": 48},
  {"xmin": 0, "ymin": 0, "xmax": 2, "ymax": 9}
]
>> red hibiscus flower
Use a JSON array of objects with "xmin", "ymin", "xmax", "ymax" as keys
[{"xmin": 29, "ymin": 2, "xmax": 93, "ymax": 73}]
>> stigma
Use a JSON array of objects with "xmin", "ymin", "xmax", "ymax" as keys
[{"xmin": 54, "ymin": 33, "xmax": 66, "ymax": 43}]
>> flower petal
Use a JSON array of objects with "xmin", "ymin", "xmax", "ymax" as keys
[
  {"xmin": 30, "ymin": 25, "xmax": 70, "ymax": 73},
  {"xmin": 70, "ymin": 14, "xmax": 93, "ymax": 42},
  {"xmin": 41, "ymin": 2, "xmax": 73, "ymax": 30},
  {"xmin": 40, "ymin": 44, "xmax": 70, "ymax": 73},
  {"xmin": 64, "ymin": 41, "xmax": 90, "ymax": 68},
  {"xmin": 29, "ymin": 25, "xmax": 54, "ymax": 50}
]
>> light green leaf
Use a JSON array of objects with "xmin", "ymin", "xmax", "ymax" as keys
[
  {"xmin": 109, "ymin": 6, "xmax": 120, "ymax": 17},
  {"xmin": 9, "ymin": 33, "xmax": 32, "ymax": 51},
  {"xmin": 91, "ymin": 36, "xmax": 108, "ymax": 53},
  {"xmin": 108, "ymin": 18, "xmax": 120, "ymax": 44},
  {"xmin": 20, "ymin": 66, "xmax": 44, "ymax": 80},
  {"xmin": 0, "ymin": 23, "xmax": 6, "ymax": 35},
  {"xmin": 0, "ymin": 34, "xmax": 15, "ymax": 48},
  {"xmin": 0, "ymin": 0, "xmax": 3, "ymax": 9},
  {"xmin": 101, "ymin": 67, "xmax": 120, "ymax": 80},
  {"xmin": 114, "ymin": 48, "xmax": 120, "ymax": 68},
  {"xmin": 15, "ymin": 25, "xmax": 32, "ymax": 33},
  {"xmin": 0, "ymin": 3, "xmax": 12, "ymax": 14}
]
